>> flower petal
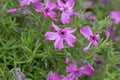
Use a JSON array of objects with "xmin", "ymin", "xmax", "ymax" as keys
[
  {"xmin": 79, "ymin": 64, "xmax": 94, "ymax": 76},
  {"xmin": 70, "ymin": 12, "xmax": 79, "ymax": 16},
  {"xmin": 65, "ymin": 56, "xmax": 70, "ymax": 64},
  {"xmin": 61, "ymin": 12, "xmax": 71, "ymax": 24},
  {"xmin": 34, "ymin": 2, "xmax": 43, "ymax": 12},
  {"xmin": 110, "ymin": 11, "xmax": 120, "ymax": 24},
  {"xmin": 48, "ymin": 11, "xmax": 56, "ymax": 19},
  {"xmin": 80, "ymin": 26, "xmax": 93, "ymax": 39},
  {"xmin": 46, "ymin": 0, "xmax": 56, "ymax": 10},
  {"xmin": 66, "ymin": 62, "xmax": 77, "ymax": 73},
  {"xmin": 7, "ymin": 8, "xmax": 21, "ymax": 13},
  {"xmin": 64, "ymin": 27, "xmax": 76, "ymax": 33},
  {"xmin": 47, "ymin": 72, "xmax": 63, "ymax": 80},
  {"xmin": 20, "ymin": 0, "xmax": 31, "ymax": 6},
  {"xmin": 31, "ymin": 0, "xmax": 38, "ymax": 3},
  {"xmin": 82, "ymin": 42, "xmax": 92, "ymax": 51},
  {"xmin": 65, "ymin": 34, "xmax": 76, "ymax": 47},
  {"xmin": 57, "ymin": 0, "xmax": 65, "ymax": 6},
  {"xmin": 45, "ymin": 32, "xmax": 58, "ymax": 40},
  {"xmin": 52, "ymin": 22, "xmax": 61, "ymax": 31},
  {"xmin": 63, "ymin": 73, "xmax": 75, "ymax": 80},
  {"xmin": 66, "ymin": 0, "xmax": 75, "ymax": 8},
  {"xmin": 54, "ymin": 37, "xmax": 64, "ymax": 50},
  {"xmin": 93, "ymin": 41, "xmax": 98, "ymax": 46}
]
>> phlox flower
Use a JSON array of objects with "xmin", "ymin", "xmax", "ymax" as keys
[
  {"xmin": 110, "ymin": 10, "xmax": 120, "ymax": 24},
  {"xmin": 46, "ymin": 72, "xmax": 63, "ymax": 80},
  {"xmin": 20, "ymin": 0, "xmax": 43, "ymax": 12},
  {"xmin": 45, "ymin": 22, "xmax": 77, "ymax": 50},
  {"xmin": 65, "ymin": 62, "xmax": 94, "ymax": 80},
  {"xmin": 57, "ymin": 0, "xmax": 79, "ymax": 24},
  {"xmin": 65, "ymin": 62, "xmax": 82, "ymax": 80},
  {"xmin": 80, "ymin": 26, "xmax": 99, "ymax": 51},
  {"xmin": 43, "ymin": 0, "xmax": 56, "ymax": 19}
]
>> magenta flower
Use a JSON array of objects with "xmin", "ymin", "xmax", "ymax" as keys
[
  {"xmin": 57, "ymin": 0, "xmax": 79, "ymax": 24},
  {"xmin": 7, "ymin": 8, "xmax": 21, "ymax": 13},
  {"xmin": 80, "ymin": 26, "xmax": 99, "ymax": 51},
  {"xmin": 46, "ymin": 72, "xmax": 63, "ymax": 80},
  {"xmin": 110, "ymin": 10, "xmax": 120, "ymax": 24},
  {"xmin": 20, "ymin": 0, "xmax": 38, "ymax": 6},
  {"xmin": 80, "ymin": 64, "xmax": 94, "ymax": 76},
  {"xmin": 65, "ymin": 62, "xmax": 94, "ymax": 79},
  {"xmin": 43, "ymin": 0, "xmax": 56, "ymax": 19},
  {"xmin": 20, "ymin": 0, "xmax": 43, "ymax": 12},
  {"xmin": 45, "ymin": 22, "xmax": 77, "ymax": 50},
  {"xmin": 65, "ymin": 62, "xmax": 82, "ymax": 79}
]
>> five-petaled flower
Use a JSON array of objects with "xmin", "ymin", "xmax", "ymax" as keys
[
  {"xmin": 80, "ymin": 26, "xmax": 99, "ymax": 51},
  {"xmin": 57, "ymin": 0, "xmax": 79, "ymax": 24},
  {"xmin": 45, "ymin": 22, "xmax": 77, "ymax": 50},
  {"xmin": 43, "ymin": 0, "xmax": 56, "ymax": 19},
  {"xmin": 64, "ymin": 62, "xmax": 94, "ymax": 80},
  {"xmin": 65, "ymin": 62, "xmax": 82, "ymax": 79}
]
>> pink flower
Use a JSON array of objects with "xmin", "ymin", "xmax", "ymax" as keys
[
  {"xmin": 65, "ymin": 62, "xmax": 82, "ymax": 79},
  {"xmin": 7, "ymin": 8, "xmax": 21, "ymax": 13},
  {"xmin": 45, "ymin": 22, "xmax": 77, "ymax": 50},
  {"xmin": 80, "ymin": 26, "xmax": 99, "ymax": 51},
  {"xmin": 110, "ymin": 10, "xmax": 120, "ymax": 24},
  {"xmin": 20, "ymin": 0, "xmax": 43, "ymax": 12},
  {"xmin": 46, "ymin": 72, "xmax": 63, "ymax": 80},
  {"xmin": 57, "ymin": 0, "xmax": 79, "ymax": 24},
  {"xmin": 43, "ymin": 0, "xmax": 56, "ymax": 19},
  {"xmin": 20, "ymin": 0, "xmax": 38, "ymax": 6},
  {"xmin": 65, "ymin": 62, "xmax": 94, "ymax": 79}
]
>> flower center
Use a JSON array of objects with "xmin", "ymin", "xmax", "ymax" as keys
[
  {"xmin": 58, "ymin": 30, "xmax": 67, "ymax": 38},
  {"xmin": 63, "ymin": 6, "xmax": 69, "ymax": 12},
  {"xmin": 73, "ymin": 70, "xmax": 80, "ymax": 76},
  {"xmin": 44, "ymin": 7, "xmax": 50, "ymax": 13},
  {"xmin": 90, "ymin": 34, "xmax": 98, "ymax": 42},
  {"xmin": 61, "ymin": 0, "xmax": 67, "ymax": 4}
]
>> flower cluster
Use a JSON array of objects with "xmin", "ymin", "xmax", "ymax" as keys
[
  {"xmin": 7, "ymin": 0, "xmax": 120, "ymax": 80},
  {"xmin": 7, "ymin": 0, "xmax": 78, "ymax": 24},
  {"xmin": 7, "ymin": 0, "xmax": 99, "ymax": 51},
  {"xmin": 46, "ymin": 57, "xmax": 94, "ymax": 80}
]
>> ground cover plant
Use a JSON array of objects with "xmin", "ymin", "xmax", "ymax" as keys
[{"xmin": 0, "ymin": 0, "xmax": 120, "ymax": 80}]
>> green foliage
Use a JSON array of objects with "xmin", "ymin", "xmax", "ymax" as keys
[{"xmin": 0, "ymin": 0, "xmax": 120, "ymax": 80}]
